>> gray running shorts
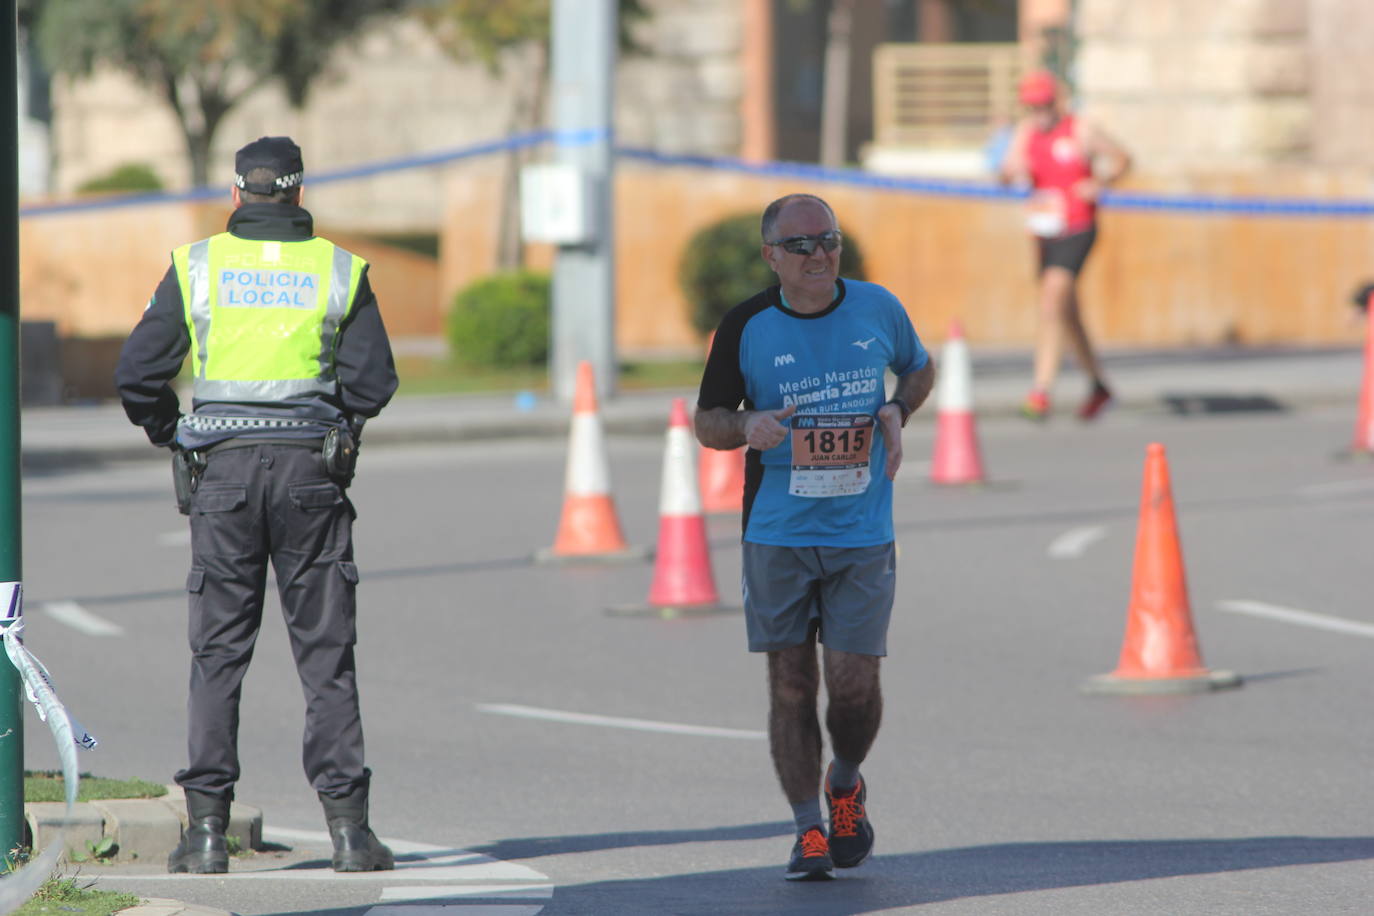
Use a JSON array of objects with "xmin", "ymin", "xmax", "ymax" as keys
[{"xmin": 741, "ymin": 541, "xmax": 896, "ymax": 656}]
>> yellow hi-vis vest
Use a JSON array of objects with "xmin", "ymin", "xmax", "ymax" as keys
[{"xmin": 173, "ymin": 233, "xmax": 365, "ymax": 403}]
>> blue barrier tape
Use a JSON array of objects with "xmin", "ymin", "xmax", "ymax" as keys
[
  {"xmin": 18, "ymin": 128, "xmax": 607, "ymax": 218},
  {"xmin": 618, "ymin": 146, "xmax": 1374, "ymax": 217},
  {"xmin": 20, "ymin": 128, "xmax": 1374, "ymax": 219},
  {"xmin": 1099, "ymin": 191, "xmax": 1374, "ymax": 216},
  {"xmin": 618, "ymin": 146, "xmax": 1021, "ymax": 200},
  {"xmin": 304, "ymin": 129, "xmax": 552, "ymax": 186},
  {"xmin": 304, "ymin": 128, "xmax": 608, "ymax": 185}
]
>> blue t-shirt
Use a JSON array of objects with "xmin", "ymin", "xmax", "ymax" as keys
[{"xmin": 697, "ymin": 279, "xmax": 928, "ymax": 547}]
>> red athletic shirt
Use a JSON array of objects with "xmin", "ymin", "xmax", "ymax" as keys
[{"xmin": 1025, "ymin": 115, "xmax": 1095, "ymax": 236}]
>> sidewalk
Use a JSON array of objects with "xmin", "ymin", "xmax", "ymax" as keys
[
  {"xmin": 23, "ymin": 785, "xmax": 257, "ymax": 916},
  {"xmin": 21, "ymin": 346, "xmax": 1366, "ymax": 466}
]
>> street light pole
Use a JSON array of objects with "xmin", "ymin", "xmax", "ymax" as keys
[
  {"xmin": 0, "ymin": 6, "xmax": 27, "ymax": 863},
  {"xmin": 549, "ymin": 0, "xmax": 617, "ymax": 403}
]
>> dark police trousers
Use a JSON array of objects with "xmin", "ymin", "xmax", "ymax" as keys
[{"xmin": 175, "ymin": 441, "xmax": 366, "ymax": 800}]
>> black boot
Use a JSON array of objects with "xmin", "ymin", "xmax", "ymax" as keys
[
  {"xmin": 167, "ymin": 789, "xmax": 230, "ymax": 874},
  {"xmin": 320, "ymin": 785, "xmax": 394, "ymax": 872}
]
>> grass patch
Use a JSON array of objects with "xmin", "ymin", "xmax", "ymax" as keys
[
  {"xmin": 394, "ymin": 356, "xmax": 547, "ymax": 396},
  {"xmin": 6, "ymin": 866, "xmax": 140, "ymax": 916},
  {"xmin": 618, "ymin": 359, "xmax": 706, "ymax": 390},
  {"xmin": 23, "ymin": 772, "xmax": 166, "ymax": 804},
  {"xmin": 393, "ymin": 356, "xmax": 704, "ymax": 397}
]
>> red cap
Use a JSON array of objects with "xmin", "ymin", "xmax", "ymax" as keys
[{"xmin": 1018, "ymin": 70, "xmax": 1059, "ymax": 106}]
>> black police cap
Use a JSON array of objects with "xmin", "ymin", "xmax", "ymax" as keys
[{"xmin": 234, "ymin": 136, "xmax": 304, "ymax": 195}]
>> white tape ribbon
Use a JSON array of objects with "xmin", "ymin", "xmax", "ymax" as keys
[{"xmin": 0, "ymin": 582, "xmax": 98, "ymax": 914}]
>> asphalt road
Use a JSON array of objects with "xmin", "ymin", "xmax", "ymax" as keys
[{"xmin": 15, "ymin": 401, "xmax": 1374, "ymax": 915}]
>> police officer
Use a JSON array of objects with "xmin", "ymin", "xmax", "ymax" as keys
[{"xmin": 115, "ymin": 136, "xmax": 398, "ymax": 874}]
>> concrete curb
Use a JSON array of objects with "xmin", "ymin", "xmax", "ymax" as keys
[
  {"xmin": 17, "ymin": 388, "xmax": 1363, "ymax": 472},
  {"xmin": 25, "ymin": 786, "xmax": 262, "ymax": 866},
  {"xmin": 118, "ymin": 900, "xmax": 238, "ymax": 916},
  {"xmin": 15, "ymin": 346, "xmax": 1369, "ymax": 467},
  {"xmin": 23, "ymin": 788, "xmax": 255, "ymax": 915}
]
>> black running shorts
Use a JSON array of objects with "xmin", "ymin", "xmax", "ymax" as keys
[{"xmin": 1037, "ymin": 226, "xmax": 1097, "ymax": 276}]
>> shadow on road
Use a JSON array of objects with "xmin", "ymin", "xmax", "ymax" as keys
[
  {"xmin": 37, "ymin": 554, "xmax": 541, "ymax": 607},
  {"xmin": 251, "ymin": 834, "xmax": 1374, "ymax": 916},
  {"xmin": 523, "ymin": 835, "xmax": 1374, "ymax": 914},
  {"xmin": 469, "ymin": 820, "xmax": 794, "ymax": 860}
]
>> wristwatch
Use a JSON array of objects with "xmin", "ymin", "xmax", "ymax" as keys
[{"xmin": 884, "ymin": 397, "xmax": 912, "ymax": 428}]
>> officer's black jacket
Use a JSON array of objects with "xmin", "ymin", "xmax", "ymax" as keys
[{"xmin": 115, "ymin": 203, "xmax": 399, "ymax": 448}]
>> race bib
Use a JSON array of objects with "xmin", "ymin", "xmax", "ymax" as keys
[
  {"xmin": 788, "ymin": 413, "xmax": 874, "ymax": 498},
  {"xmin": 1026, "ymin": 189, "xmax": 1067, "ymax": 238}
]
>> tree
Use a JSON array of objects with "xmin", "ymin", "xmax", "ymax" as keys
[
  {"xmin": 416, "ymin": 0, "xmax": 648, "ymax": 269},
  {"xmin": 35, "ymin": 0, "xmax": 409, "ymax": 187}
]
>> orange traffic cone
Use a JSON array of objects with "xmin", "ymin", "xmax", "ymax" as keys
[
  {"xmin": 698, "ymin": 331, "xmax": 746, "ymax": 513},
  {"xmin": 536, "ymin": 361, "xmax": 645, "ymax": 564},
  {"xmin": 699, "ymin": 445, "xmax": 745, "ymax": 514},
  {"xmin": 930, "ymin": 320, "xmax": 987, "ymax": 485},
  {"xmin": 1083, "ymin": 443, "xmax": 1240, "ymax": 694},
  {"xmin": 610, "ymin": 398, "xmax": 725, "ymax": 617},
  {"xmin": 649, "ymin": 398, "xmax": 720, "ymax": 607},
  {"xmin": 1352, "ymin": 291, "xmax": 1374, "ymax": 454}
]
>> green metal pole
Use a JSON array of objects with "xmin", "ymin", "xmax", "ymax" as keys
[{"xmin": 0, "ymin": 3, "xmax": 26, "ymax": 863}]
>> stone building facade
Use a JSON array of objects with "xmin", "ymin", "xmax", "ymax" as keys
[{"xmin": 1076, "ymin": 0, "xmax": 1374, "ymax": 177}]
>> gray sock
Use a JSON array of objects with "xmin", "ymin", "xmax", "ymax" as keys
[
  {"xmin": 828, "ymin": 757, "xmax": 861, "ymax": 794},
  {"xmin": 791, "ymin": 797, "xmax": 824, "ymax": 835}
]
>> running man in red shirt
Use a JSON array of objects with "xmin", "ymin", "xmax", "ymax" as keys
[{"xmin": 1000, "ymin": 69, "xmax": 1131, "ymax": 421}]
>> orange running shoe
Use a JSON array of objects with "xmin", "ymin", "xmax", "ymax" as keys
[
  {"xmin": 825, "ymin": 766, "xmax": 875, "ymax": 869},
  {"xmin": 784, "ymin": 827, "xmax": 834, "ymax": 881}
]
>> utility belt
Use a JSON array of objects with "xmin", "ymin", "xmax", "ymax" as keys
[{"xmin": 171, "ymin": 428, "xmax": 357, "ymax": 514}]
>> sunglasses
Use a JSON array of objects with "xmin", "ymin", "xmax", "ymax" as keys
[{"xmin": 767, "ymin": 230, "xmax": 843, "ymax": 256}]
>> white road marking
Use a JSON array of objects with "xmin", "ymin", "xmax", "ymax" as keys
[
  {"xmin": 157, "ymin": 529, "xmax": 192, "ymax": 547},
  {"xmin": 41, "ymin": 601, "xmax": 124, "ymax": 637},
  {"xmin": 1216, "ymin": 599, "xmax": 1374, "ymax": 639},
  {"xmin": 379, "ymin": 885, "xmax": 553, "ymax": 900},
  {"xmin": 1048, "ymin": 525, "xmax": 1107, "ymax": 559},
  {"xmin": 127, "ymin": 829, "xmax": 549, "ymax": 883},
  {"xmin": 369, "ymin": 908, "xmax": 543, "ymax": 916},
  {"xmin": 477, "ymin": 703, "xmax": 766, "ymax": 740},
  {"xmin": 127, "ymin": 828, "xmax": 553, "ymax": 915},
  {"xmin": 1297, "ymin": 478, "xmax": 1374, "ymax": 497}
]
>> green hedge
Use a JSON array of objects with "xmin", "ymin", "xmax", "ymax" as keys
[
  {"xmin": 446, "ymin": 269, "xmax": 550, "ymax": 368},
  {"xmin": 76, "ymin": 163, "xmax": 164, "ymax": 195},
  {"xmin": 679, "ymin": 212, "xmax": 866, "ymax": 337}
]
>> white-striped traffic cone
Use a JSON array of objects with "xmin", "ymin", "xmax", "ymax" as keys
[
  {"xmin": 647, "ymin": 398, "xmax": 720, "ymax": 607},
  {"xmin": 537, "ymin": 361, "xmax": 644, "ymax": 563},
  {"xmin": 930, "ymin": 320, "xmax": 987, "ymax": 485}
]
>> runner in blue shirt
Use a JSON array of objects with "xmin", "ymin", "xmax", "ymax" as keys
[{"xmin": 696, "ymin": 193, "xmax": 934, "ymax": 881}]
